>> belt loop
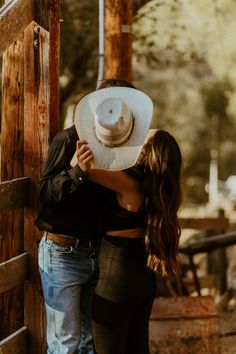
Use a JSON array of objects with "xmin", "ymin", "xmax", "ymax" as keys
[{"xmin": 75, "ymin": 238, "xmax": 80, "ymax": 250}]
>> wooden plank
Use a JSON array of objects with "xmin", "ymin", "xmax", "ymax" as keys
[
  {"xmin": 0, "ymin": 33, "xmax": 25, "ymax": 338},
  {"xmin": 179, "ymin": 217, "xmax": 229, "ymax": 230},
  {"xmin": 0, "ymin": 253, "xmax": 28, "ymax": 294},
  {"xmin": 24, "ymin": 21, "xmax": 50, "ymax": 353},
  {"xmin": 0, "ymin": 326, "xmax": 28, "ymax": 354},
  {"xmin": 34, "ymin": 0, "xmax": 50, "ymax": 31},
  {"xmin": 0, "ymin": 0, "xmax": 34, "ymax": 55},
  {"xmin": 179, "ymin": 231, "xmax": 236, "ymax": 255},
  {"xmin": 0, "ymin": 177, "xmax": 29, "ymax": 211},
  {"xmin": 48, "ymin": 0, "xmax": 60, "ymax": 138},
  {"xmin": 24, "ymin": 22, "xmax": 50, "ymax": 198},
  {"xmin": 34, "ymin": 0, "xmax": 60, "ymax": 138}
]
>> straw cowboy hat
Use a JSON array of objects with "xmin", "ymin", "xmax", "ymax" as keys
[{"xmin": 74, "ymin": 86, "xmax": 153, "ymax": 171}]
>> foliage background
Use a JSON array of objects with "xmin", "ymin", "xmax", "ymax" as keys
[{"xmin": 58, "ymin": 0, "xmax": 236, "ymax": 205}]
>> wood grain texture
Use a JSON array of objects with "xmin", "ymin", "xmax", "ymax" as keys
[
  {"xmin": 0, "ymin": 33, "xmax": 25, "ymax": 339},
  {"xmin": 105, "ymin": 0, "xmax": 132, "ymax": 81},
  {"xmin": 0, "ymin": 253, "xmax": 28, "ymax": 294},
  {"xmin": 23, "ymin": 21, "xmax": 50, "ymax": 353},
  {"xmin": 0, "ymin": 0, "xmax": 34, "ymax": 55},
  {"xmin": 0, "ymin": 326, "xmax": 28, "ymax": 354},
  {"xmin": 0, "ymin": 177, "xmax": 29, "ymax": 211}
]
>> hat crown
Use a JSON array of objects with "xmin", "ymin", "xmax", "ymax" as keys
[{"xmin": 95, "ymin": 97, "xmax": 133, "ymax": 147}]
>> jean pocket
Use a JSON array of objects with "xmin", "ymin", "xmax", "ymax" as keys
[
  {"xmin": 51, "ymin": 242, "xmax": 73, "ymax": 254},
  {"xmin": 38, "ymin": 238, "xmax": 51, "ymax": 272}
]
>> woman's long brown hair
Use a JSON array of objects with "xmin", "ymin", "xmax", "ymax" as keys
[{"xmin": 141, "ymin": 130, "xmax": 182, "ymax": 276}]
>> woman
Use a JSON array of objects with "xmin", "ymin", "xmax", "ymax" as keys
[{"xmin": 74, "ymin": 127, "xmax": 182, "ymax": 354}]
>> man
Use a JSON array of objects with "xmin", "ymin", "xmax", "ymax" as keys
[
  {"xmin": 36, "ymin": 79, "xmax": 136, "ymax": 354},
  {"xmin": 36, "ymin": 121, "xmax": 113, "ymax": 354}
]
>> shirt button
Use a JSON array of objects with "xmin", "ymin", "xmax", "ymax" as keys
[{"xmin": 79, "ymin": 177, "xmax": 83, "ymax": 181}]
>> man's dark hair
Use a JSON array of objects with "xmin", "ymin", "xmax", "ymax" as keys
[{"xmin": 98, "ymin": 78, "xmax": 137, "ymax": 90}]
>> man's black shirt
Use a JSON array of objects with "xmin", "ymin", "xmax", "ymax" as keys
[{"xmin": 35, "ymin": 125, "xmax": 113, "ymax": 240}]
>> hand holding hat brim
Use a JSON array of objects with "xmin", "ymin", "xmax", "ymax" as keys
[{"xmin": 74, "ymin": 86, "xmax": 153, "ymax": 171}]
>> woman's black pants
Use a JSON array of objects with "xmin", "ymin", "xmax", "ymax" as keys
[{"xmin": 92, "ymin": 235, "xmax": 156, "ymax": 354}]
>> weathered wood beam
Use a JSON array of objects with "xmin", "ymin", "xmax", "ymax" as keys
[
  {"xmin": 34, "ymin": 0, "xmax": 60, "ymax": 137},
  {"xmin": 24, "ymin": 21, "xmax": 50, "ymax": 353},
  {"xmin": 24, "ymin": 22, "xmax": 50, "ymax": 187},
  {"xmin": 48, "ymin": 0, "xmax": 60, "ymax": 136},
  {"xmin": 179, "ymin": 217, "xmax": 229, "ymax": 230},
  {"xmin": 0, "ymin": 326, "xmax": 28, "ymax": 354},
  {"xmin": 179, "ymin": 231, "xmax": 236, "ymax": 255},
  {"xmin": 0, "ymin": 253, "xmax": 28, "ymax": 294},
  {"xmin": 0, "ymin": 177, "xmax": 29, "ymax": 211},
  {"xmin": 105, "ymin": 0, "xmax": 132, "ymax": 81},
  {"xmin": 0, "ymin": 32, "xmax": 26, "ymax": 338},
  {"xmin": 0, "ymin": 0, "xmax": 34, "ymax": 55}
]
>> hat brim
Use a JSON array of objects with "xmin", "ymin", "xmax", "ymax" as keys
[{"xmin": 74, "ymin": 87, "xmax": 153, "ymax": 171}]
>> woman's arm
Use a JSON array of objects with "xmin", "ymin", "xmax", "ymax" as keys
[
  {"xmin": 72, "ymin": 140, "xmax": 139, "ymax": 194},
  {"xmin": 88, "ymin": 169, "xmax": 138, "ymax": 194}
]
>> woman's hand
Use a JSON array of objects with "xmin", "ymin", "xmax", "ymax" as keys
[{"xmin": 71, "ymin": 140, "xmax": 94, "ymax": 173}]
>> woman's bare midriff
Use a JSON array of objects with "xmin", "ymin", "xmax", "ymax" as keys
[{"xmin": 105, "ymin": 228, "xmax": 145, "ymax": 238}]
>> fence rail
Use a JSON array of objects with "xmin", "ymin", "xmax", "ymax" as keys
[
  {"xmin": 0, "ymin": 177, "xmax": 29, "ymax": 210},
  {"xmin": 179, "ymin": 216, "xmax": 229, "ymax": 230},
  {"xmin": 0, "ymin": 326, "xmax": 28, "ymax": 354},
  {"xmin": 0, "ymin": 252, "xmax": 28, "ymax": 293}
]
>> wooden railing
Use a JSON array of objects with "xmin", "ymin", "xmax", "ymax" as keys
[
  {"xmin": 0, "ymin": 178, "xmax": 29, "ymax": 352},
  {"xmin": 179, "ymin": 216, "xmax": 229, "ymax": 231},
  {"xmin": 179, "ymin": 212, "xmax": 230, "ymax": 298}
]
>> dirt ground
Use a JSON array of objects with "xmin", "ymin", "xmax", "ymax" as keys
[{"xmin": 219, "ymin": 305, "xmax": 236, "ymax": 354}]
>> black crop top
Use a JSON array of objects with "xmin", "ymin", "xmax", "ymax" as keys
[{"xmin": 105, "ymin": 167, "xmax": 147, "ymax": 232}]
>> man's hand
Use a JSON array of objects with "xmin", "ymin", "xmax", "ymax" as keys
[{"xmin": 73, "ymin": 140, "xmax": 94, "ymax": 173}]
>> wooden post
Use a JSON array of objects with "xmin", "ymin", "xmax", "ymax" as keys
[
  {"xmin": 0, "ymin": 0, "xmax": 34, "ymax": 55},
  {"xmin": 0, "ymin": 34, "xmax": 25, "ymax": 339},
  {"xmin": 105, "ymin": 0, "xmax": 132, "ymax": 81},
  {"xmin": 34, "ymin": 0, "xmax": 60, "ymax": 137},
  {"xmin": 23, "ymin": 21, "xmax": 50, "ymax": 353},
  {"xmin": 48, "ymin": 0, "xmax": 61, "ymax": 132}
]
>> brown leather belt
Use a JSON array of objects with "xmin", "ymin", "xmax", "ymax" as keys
[{"xmin": 45, "ymin": 232, "xmax": 98, "ymax": 250}]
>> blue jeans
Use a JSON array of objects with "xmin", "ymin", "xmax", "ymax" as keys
[{"xmin": 38, "ymin": 236, "xmax": 98, "ymax": 354}]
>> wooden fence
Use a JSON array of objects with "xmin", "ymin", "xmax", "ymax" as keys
[
  {"xmin": 179, "ymin": 213, "xmax": 230, "ymax": 296},
  {"xmin": 0, "ymin": 0, "xmax": 59, "ymax": 353}
]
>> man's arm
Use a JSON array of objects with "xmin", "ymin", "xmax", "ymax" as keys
[{"xmin": 38, "ymin": 128, "xmax": 87, "ymax": 204}]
